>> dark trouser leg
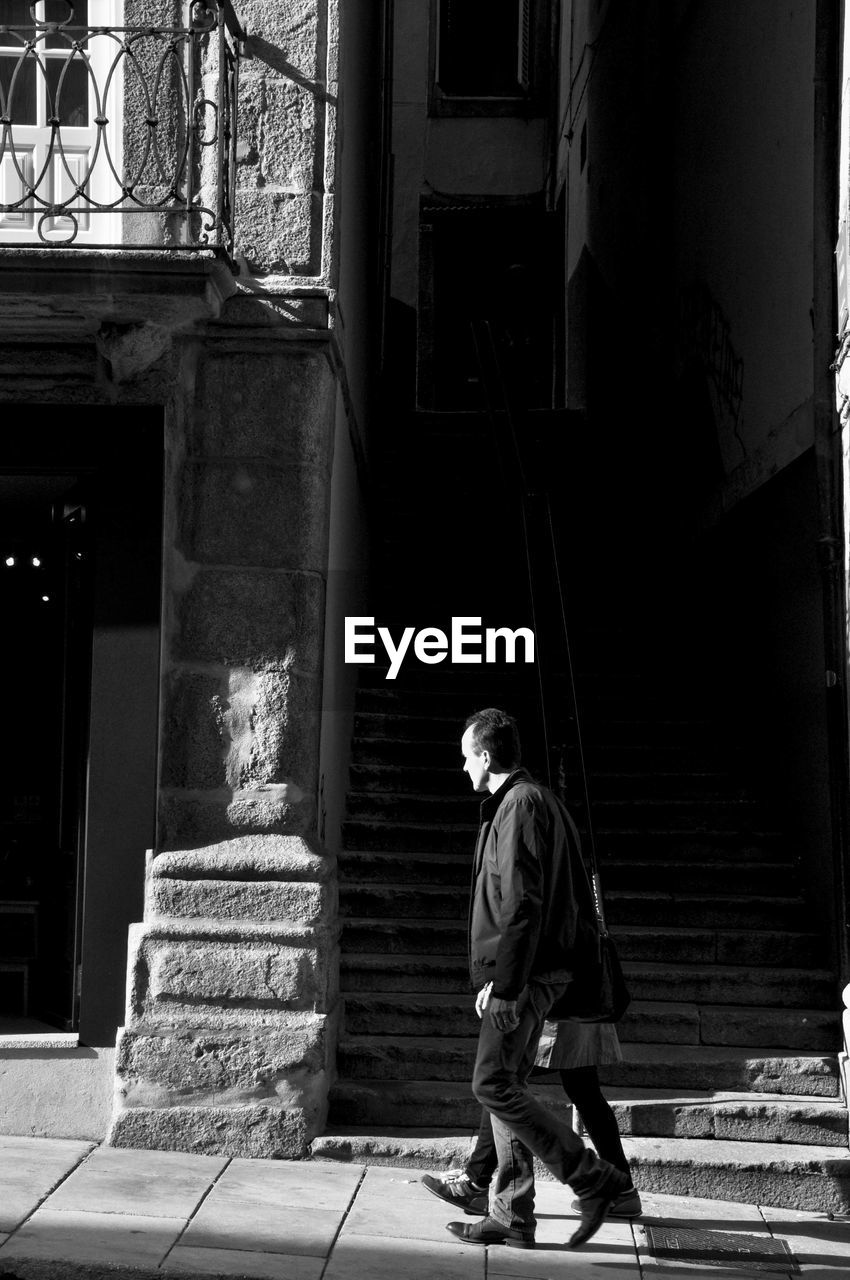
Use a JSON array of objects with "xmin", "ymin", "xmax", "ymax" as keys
[
  {"xmin": 471, "ymin": 981, "xmax": 610, "ymax": 1232},
  {"xmin": 560, "ymin": 1066, "xmax": 631, "ymax": 1178},
  {"xmin": 465, "ymin": 1108, "xmax": 497, "ymax": 1188}
]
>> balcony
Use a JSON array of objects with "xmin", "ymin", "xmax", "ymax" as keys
[{"xmin": 0, "ymin": 1, "xmax": 246, "ymax": 252}]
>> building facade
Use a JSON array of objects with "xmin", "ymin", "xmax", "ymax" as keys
[{"xmin": 1, "ymin": 0, "xmax": 850, "ymax": 1207}]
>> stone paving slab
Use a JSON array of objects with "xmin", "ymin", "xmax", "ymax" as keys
[
  {"xmin": 0, "ymin": 1208, "xmax": 185, "ymax": 1267},
  {"xmin": 180, "ymin": 1203, "xmax": 344, "ymax": 1258},
  {"xmin": 0, "ymin": 1138, "xmax": 843, "ymax": 1279},
  {"xmin": 760, "ymin": 1204, "xmax": 850, "ymax": 1271},
  {"xmin": 341, "ymin": 1165, "xmax": 471, "ymax": 1240},
  {"xmin": 46, "ymin": 1144, "xmax": 229, "ymax": 1219},
  {"xmin": 209, "ymin": 1157, "xmax": 364, "ymax": 1211},
  {"xmin": 322, "ymin": 1233, "xmax": 487, "ymax": 1280},
  {"xmin": 163, "ymin": 1244, "xmax": 326, "ymax": 1278},
  {"xmin": 0, "ymin": 1135, "xmax": 94, "ymax": 1231},
  {"xmin": 636, "ymin": 1189, "xmax": 769, "ymax": 1229}
]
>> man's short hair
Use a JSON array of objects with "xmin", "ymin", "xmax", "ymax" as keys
[{"xmin": 464, "ymin": 708, "xmax": 521, "ymax": 770}]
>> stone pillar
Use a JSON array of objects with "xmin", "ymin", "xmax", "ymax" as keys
[
  {"xmin": 109, "ymin": 332, "xmax": 340, "ymax": 1157},
  {"xmin": 841, "ymin": 981, "xmax": 850, "ymax": 1146}
]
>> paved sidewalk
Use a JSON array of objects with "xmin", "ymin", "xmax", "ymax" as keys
[{"xmin": 0, "ymin": 1136, "xmax": 849, "ymax": 1279}]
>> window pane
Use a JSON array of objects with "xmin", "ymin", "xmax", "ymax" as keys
[
  {"xmin": 0, "ymin": 3, "xmax": 37, "ymax": 34},
  {"xmin": 46, "ymin": 56, "xmax": 88, "ymax": 125},
  {"xmin": 439, "ymin": 0, "xmax": 522, "ymax": 97},
  {"xmin": 44, "ymin": 2, "xmax": 87, "ymax": 50},
  {"xmin": 0, "ymin": 54, "xmax": 37, "ymax": 125}
]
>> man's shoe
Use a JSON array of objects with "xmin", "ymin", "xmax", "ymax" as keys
[
  {"xmin": 421, "ymin": 1172, "xmax": 488, "ymax": 1215},
  {"xmin": 570, "ymin": 1183, "xmax": 642, "ymax": 1218},
  {"xmin": 568, "ymin": 1169, "xmax": 630, "ymax": 1248},
  {"xmin": 446, "ymin": 1216, "xmax": 535, "ymax": 1248}
]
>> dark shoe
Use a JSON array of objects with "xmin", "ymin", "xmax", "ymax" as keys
[
  {"xmin": 446, "ymin": 1216, "xmax": 535, "ymax": 1248},
  {"xmin": 571, "ymin": 1183, "xmax": 642, "ymax": 1218},
  {"xmin": 568, "ymin": 1169, "xmax": 630, "ymax": 1248},
  {"xmin": 421, "ymin": 1171, "xmax": 488, "ymax": 1216}
]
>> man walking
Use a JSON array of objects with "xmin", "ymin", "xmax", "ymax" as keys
[{"xmin": 434, "ymin": 707, "xmax": 628, "ymax": 1249}]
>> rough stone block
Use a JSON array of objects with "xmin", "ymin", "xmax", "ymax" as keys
[
  {"xmin": 259, "ymin": 79, "xmax": 321, "ymax": 192},
  {"xmin": 235, "ymin": 190, "xmax": 319, "ymax": 276},
  {"xmin": 115, "ymin": 1020, "xmax": 332, "ymax": 1100},
  {"xmin": 178, "ymin": 459, "xmax": 330, "ymax": 570},
  {"xmin": 235, "ymin": 669, "xmax": 322, "ymax": 791},
  {"xmin": 148, "ymin": 940, "xmax": 323, "ymax": 1006},
  {"xmin": 711, "ymin": 1101, "xmax": 849, "ymax": 1146},
  {"xmin": 160, "ymin": 669, "xmax": 228, "ymax": 789},
  {"xmin": 151, "ymin": 835, "xmax": 333, "ymax": 883},
  {"xmin": 126, "ymin": 926, "xmax": 339, "ymax": 1025},
  {"xmin": 189, "ymin": 349, "xmax": 335, "ymax": 465},
  {"xmin": 159, "ymin": 665, "xmax": 321, "ymax": 816},
  {"xmin": 622, "ymin": 1101, "xmax": 714, "ymax": 1140},
  {"xmin": 109, "ymin": 1102, "xmax": 315, "ymax": 1159},
  {"xmin": 145, "ymin": 876, "xmax": 331, "ymax": 924},
  {"xmin": 234, "ymin": 77, "xmax": 320, "ymax": 195},
  {"xmin": 158, "ymin": 784, "xmax": 317, "ymax": 847},
  {"xmin": 242, "ymin": 0, "xmax": 322, "ymax": 79}
]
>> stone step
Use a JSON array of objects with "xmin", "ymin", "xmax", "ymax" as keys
[
  {"xmin": 346, "ymin": 791, "xmax": 761, "ymax": 831},
  {"xmin": 339, "ymin": 917, "xmax": 827, "ymax": 967},
  {"xmin": 310, "ymin": 1130, "xmax": 850, "ymax": 1212},
  {"xmin": 326, "ymin": 1078, "xmax": 848, "ymax": 1146},
  {"xmin": 341, "ymin": 819, "xmax": 788, "ymax": 861},
  {"xmin": 606, "ymin": 891, "xmax": 805, "ymax": 931},
  {"xmin": 349, "ymin": 762, "xmax": 746, "ymax": 803},
  {"xmin": 341, "ymin": 993, "xmax": 838, "ymax": 1049},
  {"xmin": 352, "ymin": 711, "xmax": 725, "ymax": 748},
  {"xmin": 336, "ymin": 1035, "xmax": 841, "ymax": 1096},
  {"xmin": 353, "ymin": 713, "xmax": 459, "ymax": 743},
  {"xmin": 622, "ymin": 962, "xmax": 834, "ymax": 1008},
  {"xmin": 341, "ymin": 917, "xmax": 467, "ymax": 953},
  {"xmin": 340, "ymin": 883, "xmax": 806, "ymax": 930},
  {"xmin": 339, "ymin": 850, "xmax": 471, "ymax": 886},
  {"xmin": 340, "ymin": 851, "xmax": 798, "ymax": 897},
  {"xmin": 594, "ymin": 830, "xmax": 787, "ymax": 861},
  {"xmin": 342, "ymin": 820, "xmax": 477, "ymax": 855},
  {"xmin": 356, "ymin": 686, "xmax": 542, "ymax": 716},
  {"xmin": 350, "ymin": 736, "xmax": 730, "ymax": 772},
  {"xmin": 626, "ymin": 1136, "xmax": 850, "ymax": 1212},
  {"xmin": 340, "ymin": 884, "xmax": 467, "ymax": 920},
  {"xmin": 339, "ymin": 954, "xmax": 835, "ymax": 1008},
  {"xmin": 605, "ymin": 861, "xmax": 797, "ymax": 896}
]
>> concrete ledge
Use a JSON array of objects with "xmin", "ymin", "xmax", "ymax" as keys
[{"xmin": 0, "ymin": 1032, "xmax": 79, "ymax": 1050}]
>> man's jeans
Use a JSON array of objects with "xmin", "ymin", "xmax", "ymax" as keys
[{"xmin": 471, "ymin": 980, "xmax": 614, "ymax": 1233}]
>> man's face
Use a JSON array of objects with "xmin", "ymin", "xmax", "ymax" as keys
[{"xmin": 461, "ymin": 725, "xmax": 490, "ymax": 793}]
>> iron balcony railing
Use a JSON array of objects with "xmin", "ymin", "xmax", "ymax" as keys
[{"xmin": 0, "ymin": 1, "xmax": 246, "ymax": 250}]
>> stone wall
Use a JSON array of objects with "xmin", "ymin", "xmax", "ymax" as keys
[
  {"xmin": 109, "ymin": 325, "xmax": 342, "ymax": 1156},
  {"xmin": 109, "ymin": 0, "xmax": 347, "ymax": 1157}
]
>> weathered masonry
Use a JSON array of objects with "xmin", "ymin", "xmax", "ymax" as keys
[{"xmin": 0, "ymin": 0, "xmax": 379, "ymax": 1155}]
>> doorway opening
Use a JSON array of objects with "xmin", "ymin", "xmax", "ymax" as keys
[{"xmin": 0, "ymin": 412, "xmax": 163, "ymax": 1039}]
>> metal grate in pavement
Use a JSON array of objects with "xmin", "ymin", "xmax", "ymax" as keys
[{"xmin": 645, "ymin": 1226, "xmax": 800, "ymax": 1273}]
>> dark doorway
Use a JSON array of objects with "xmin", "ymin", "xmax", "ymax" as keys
[{"xmin": 0, "ymin": 412, "xmax": 163, "ymax": 1038}]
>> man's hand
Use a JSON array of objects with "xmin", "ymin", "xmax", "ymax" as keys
[
  {"xmin": 488, "ymin": 995, "xmax": 520, "ymax": 1033},
  {"xmin": 475, "ymin": 982, "xmax": 493, "ymax": 1018}
]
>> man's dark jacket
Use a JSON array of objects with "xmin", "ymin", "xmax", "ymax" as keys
[{"xmin": 469, "ymin": 768, "xmax": 598, "ymax": 1000}]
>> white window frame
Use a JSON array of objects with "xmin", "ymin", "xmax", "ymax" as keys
[{"xmin": 0, "ymin": 1, "xmax": 124, "ymax": 245}]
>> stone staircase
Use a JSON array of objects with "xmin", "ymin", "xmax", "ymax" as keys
[
  {"xmin": 313, "ymin": 670, "xmax": 850, "ymax": 1211},
  {"xmin": 309, "ymin": 408, "xmax": 848, "ymax": 1207}
]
